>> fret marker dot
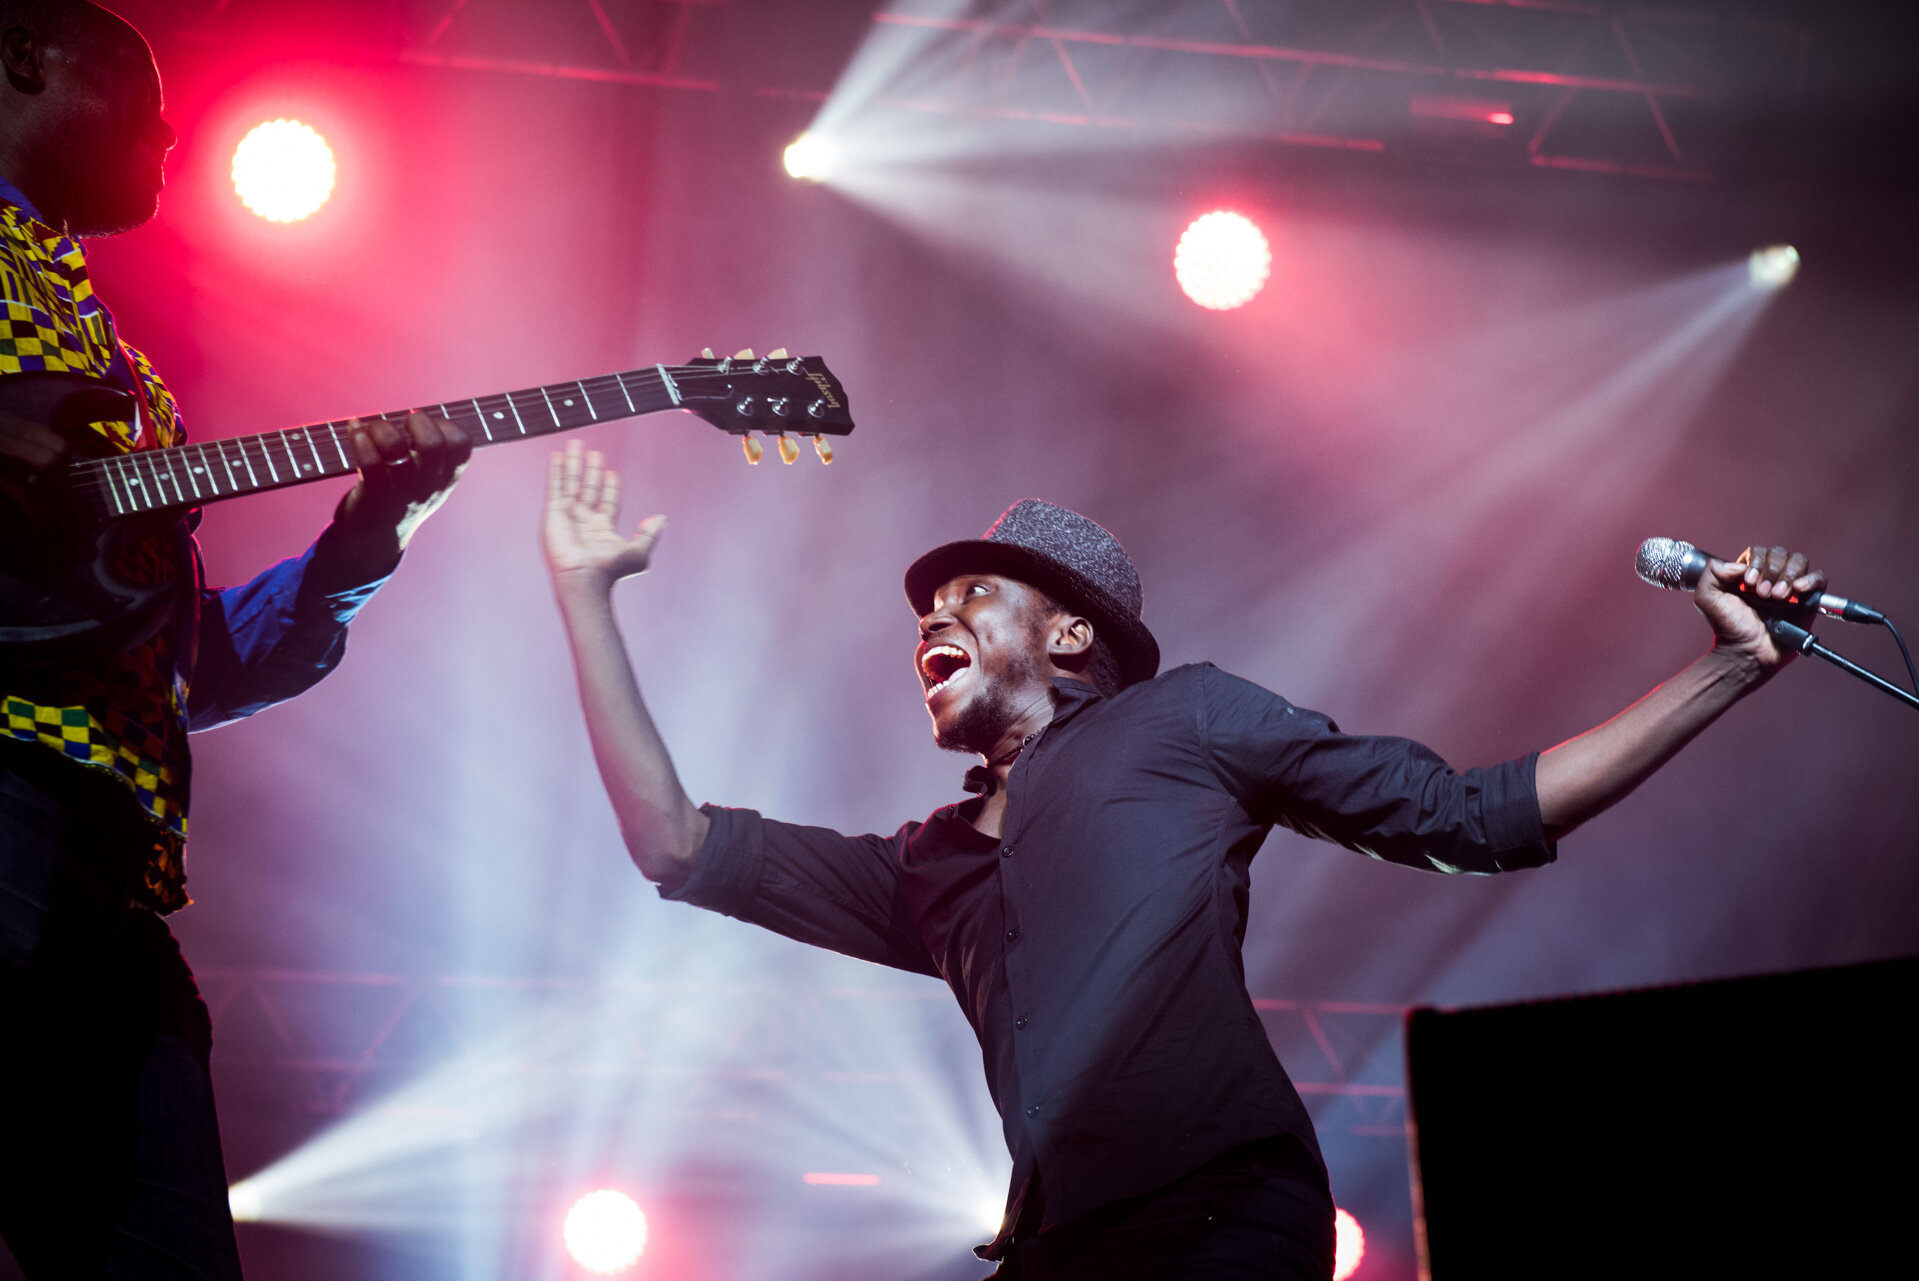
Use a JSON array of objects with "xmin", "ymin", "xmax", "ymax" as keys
[
  {"xmin": 564, "ymin": 399, "xmax": 574, "ymax": 406},
  {"xmin": 493, "ymin": 412, "xmax": 504, "ymax": 420}
]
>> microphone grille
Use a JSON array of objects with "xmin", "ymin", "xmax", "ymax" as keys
[{"xmin": 1635, "ymin": 537, "xmax": 1695, "ymax": 591}]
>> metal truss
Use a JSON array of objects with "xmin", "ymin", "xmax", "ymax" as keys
[
  {"xmin": 197, "ymin": 968, "xmax": 1409, "ymax": 1137},
  {"xmin": 167, "ymin": 0, "xmax": 1823, "ymax": 183},
  {"xmin": 180, "ymin": 0, "xmax": 726, "ymax": 91},
  {"xmin": 852, "ymin": 0, "xmax": 1812, "ymax": 180}
]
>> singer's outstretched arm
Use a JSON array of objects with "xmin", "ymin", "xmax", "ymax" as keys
[
  {"xmin": 544, "ymin": 441, "xmax": 708, "ymax": 888},
  {"xmin": 1534, "ymin": 546, "xmax": 1824, "ymax": 841}
]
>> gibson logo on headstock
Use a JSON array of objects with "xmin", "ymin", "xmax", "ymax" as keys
[{"xmin": 805, "ymin": 369, "xmax": 841, "ymax": 409}]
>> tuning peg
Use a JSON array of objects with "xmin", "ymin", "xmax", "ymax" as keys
[
  {"xmin": 776, "ymin": 433, "xmax": 799, "ymax": 465},
  {"xmin": 767, "ymin": 347, "xmax": 789, "ymax": 361},
  {"xmin": 742, "ymin": 436, "xmax": 763, "ymax": 465},
  {"xmin": 813, "ymin": 435, "xmax": 834, "ymax": 464},
  {"xmin": 700, "ymin": 348, "xmax": 715, "ymax": 359},
  {"xmin": 733, "ymin": 348, "xmax": 755, "ymax": 360}
]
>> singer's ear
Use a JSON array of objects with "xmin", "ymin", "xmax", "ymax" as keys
[{"xmin": 1048, "ymin": 614, "xmax": 1094, "ymax": 659}]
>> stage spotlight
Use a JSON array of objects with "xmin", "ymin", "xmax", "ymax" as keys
[
  {"xmin": 975, "ymin": 1191, "xmax": 1007, "ymax": 1236},
  {"xmin": 562, "ymin": 1189, "xmax": 649, "ymax": 1275},
  {"xmin": 227, "ymin": 1180, "xmax": 264, "ymax": 1223},
  {"xmin": 1174, "ymin": 211, "xmax": 1271, "ymax": 311},
  {"xmin": 1333, "ymin": 1207, "xmax": 1366, "ymax": 1281},
  {"xmin": 1748, "ymin": 245, "xmax": 1799, "ymax": 289},
  {"xmin": 231, "ymin": 119, "xmax": 336, "ymax": 222},
  {"xmin": 783, "ymin": 132, "xmax": 839, "ymax": 183}
]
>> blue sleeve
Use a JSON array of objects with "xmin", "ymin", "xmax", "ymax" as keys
[
  {"xmin": 663, "ymin": 804, "xmax": 942, "ymax": 977},
  {"xmin": 184, "ymin": 536, "xmax": 393, "ymax": 731},
  {"xmin": 1198, "ymin": 664, "xmax": 1555, "ymax": 874}
]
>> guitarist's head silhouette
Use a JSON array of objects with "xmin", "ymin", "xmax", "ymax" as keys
[{"xmin": 0, "ymin": 1, "xmax": 175, "ymax": 237}]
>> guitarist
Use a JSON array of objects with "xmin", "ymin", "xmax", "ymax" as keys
[{"xmin": 0, "ymin": 3, "xmax": 469, "ymax": 1276}]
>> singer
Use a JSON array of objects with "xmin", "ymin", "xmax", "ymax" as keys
[{"xmin": 542, "ymin": 448, "xmax": 1820, "ymax": 1281}]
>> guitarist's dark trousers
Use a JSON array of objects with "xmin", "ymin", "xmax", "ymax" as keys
[{"xmin": 0, "ymin": 740, "xmax": 244, "ymax": 1280}]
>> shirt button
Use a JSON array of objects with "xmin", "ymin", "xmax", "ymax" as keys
[
  {"xmin": 1000, "ymin": 845, "xmax": 1015, "ymax": 858},
  {"xmin": 1005, "ymin": 929, "xmax": 1020, "ymax": 941},
  {"xmin": 1024, "ymin": 1105, "xmax": 1040, "ymax": 1117},
  {"xmin": 1015, "ymin": 1017, "xmax": 1028, "ymax": 1029}
]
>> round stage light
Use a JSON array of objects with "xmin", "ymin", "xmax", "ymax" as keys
[
  {"xmin": 1174, "ymin": 210, "xmax": 1271, "ymax": 311},
  {"xmin": 1333, "ymin": 1207, "xmax": 1366, "ymax": 1281},
  {"xmin": 232, "ymin": 119, "xmax": 336, "ymax": 223},
  {"xmin": 783, "ymin": 132, "xmax": 838, "ymax": 183},
  {"xmin": 562, "ymin": 1189, "xmax": 649, "ymax": 1274},
  {"xmin": 1748, "ymin": 244, "xmax": 1799, "ymax": 290},
  {"xmin": 226, "ymin": 1180, "xmax": 264, "ymax": 1223}
]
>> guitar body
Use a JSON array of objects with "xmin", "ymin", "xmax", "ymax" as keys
[{"xmin": 0, "ymin": 371, "xmax": 184, "ymax": 667}]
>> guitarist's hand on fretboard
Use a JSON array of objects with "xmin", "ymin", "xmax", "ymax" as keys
[{"xmin": 318, "ymin": 411, "xmax": 474, "ymax": 582}]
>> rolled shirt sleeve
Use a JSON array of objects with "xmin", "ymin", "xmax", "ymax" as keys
[
  {"xmin": 665, "ymin": 804, "xmax": 942, "ymax": 977},
  {"xmin": 1198, "ymin": 664, "xmax": 1555, "ymax": 873}
]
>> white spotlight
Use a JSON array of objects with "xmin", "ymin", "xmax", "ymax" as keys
[
  {"xmin": 231, "ymin": 119, "xmax": 336, "ymax": 222},
  {"xmin": 227, "ymin": 1180, "xmax": 265, "ymax": 1223},
  {"xmin": 783, "ymin": 132, "xmax": 839, "ymax": 183},
  {"xmin": 1748, "ymin": 244, "xmax": 1799, "ymax": 289},
  {"xmin": 1174, "ymin": 211, "xmax": 1272, "ymax": 311},
  {"xmin": 562, "ymin": 1189, "xmax": 649, "ymax": 1274},
  {"xmin": 1333, "ymin": 1207, "xmax": 1367, "ymax": 1280}
]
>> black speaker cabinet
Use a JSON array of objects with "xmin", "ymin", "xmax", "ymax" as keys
[{"xmin": 1406, "ymin": 956, "xmax": 1919, "ymax": 1279}]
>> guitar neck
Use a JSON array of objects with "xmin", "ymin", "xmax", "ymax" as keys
[{"xmin": 67, "ymin": 366, "xmax": 691, "ymax": 518}]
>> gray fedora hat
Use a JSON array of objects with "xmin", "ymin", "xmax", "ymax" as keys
[{"xmin": 904, "ymin": 499, "xmax": 1160, "ymax": 688}]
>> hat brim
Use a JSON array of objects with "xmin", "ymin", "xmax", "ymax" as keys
[{"xmin": 904, "ymin": 540, "xmax": 1160, "ymax": 688}]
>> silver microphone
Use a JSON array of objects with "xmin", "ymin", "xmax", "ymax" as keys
[{"xmin": 1635, "ymin": 538, "xmax": 1884, "ymax": 625}]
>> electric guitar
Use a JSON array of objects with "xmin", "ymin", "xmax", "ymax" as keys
[{"xmin": 0, "ymin": 348, "xmax": 853, "ymax": 665}]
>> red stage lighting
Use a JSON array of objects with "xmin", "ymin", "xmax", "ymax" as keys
[
  {"xmin": 231, "ymin": 119, "xmax": 336, "ymax": 223},
  {"xmin": 1333, "ymin": 1207, "xmax": 1366, "ymax": 1280},
  {"xmin": 562, "ymin": 1189, "xmax": 649, "ymax": 1274},
  {"xmin": 1174, "ymin": 211, "xmax": 1271, "ymax": 311}
]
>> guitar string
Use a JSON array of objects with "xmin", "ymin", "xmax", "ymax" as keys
[{"xmin": 62, "ymin": 366, "xmax": 845, "ymax": 506}]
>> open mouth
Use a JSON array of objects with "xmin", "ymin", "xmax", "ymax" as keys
[{"xmin": 918, "ymin": 644, "xmax": 973, "ymax": 700}]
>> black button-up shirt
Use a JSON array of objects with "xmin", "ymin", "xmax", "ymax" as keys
[{"xmin": 667, "ymin": 663, "xmax": 1553, "ymax": 1256}]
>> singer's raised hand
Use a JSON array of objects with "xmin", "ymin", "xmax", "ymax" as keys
[
  {"xmin": 543, "ymin": 439, "xmax": 667, "ymax": 589},
  {"xmin": 1696, "ymin": 545, "xmax": 1827, "ymax": 672}
]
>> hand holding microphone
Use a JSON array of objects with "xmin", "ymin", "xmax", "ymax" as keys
[{"xmin": 1635, "ymin": 538, "xmax": 1883, "ymax": 624}]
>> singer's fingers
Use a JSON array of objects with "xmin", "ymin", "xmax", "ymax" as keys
[
  {"xmin": 1778, "ymin": 550, "xmax": 1810, "ymax": 598},
  {"xmin": 599, "ymin": 466, "xmax": 622, "ymax": 519},
  {"xmin": 634, "ymin": 513, "xmax": 667, "ymax": 552},
  {"xmin": 1704, "ymin": 557, "xmax": 1744, "ymax": 589}
]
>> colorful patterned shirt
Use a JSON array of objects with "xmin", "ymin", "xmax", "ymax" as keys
[{"xmin": 2, "ymin": 181, "xmax": 391, "ymax": 912}]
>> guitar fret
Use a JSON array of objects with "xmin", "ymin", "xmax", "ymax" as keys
[
  {"xmin": 127, "ymin": 449, "xmax": 155, "ymax": 511},
  {"xmin": 614, "ymin": 371, "xmax": 637, "ymax": 413},
  {"xmin": 183, "ymin": 442, "xmax": 210, "ymax": 498},
  {"xmin": 235, "ymin": 437, "xmax": 261, "ymax": 489},
  {"xmin": 155, "ymin": 452, "xmax": 183, "ymax": 505},
  {"xmin": 216, "ymin": 441, "xmax": 241, "ymax": 492},
  {"xmin": 576, "ymin": 379, "xmax": 599, "ymax": 420},
  {"xmin": 505, "ymin": 391, "xmax": 529, "ymax": 436},
  {"xmin": 102, "ymin": 459, "xmax": 128, "ymax": 515},
  {"xmin": 261, "ymin": 436, "xmax": 282, "ymax": 484},
  {"xmin": 465, "ymin": 398, "xmax": 492, "ymax": 442},
  {"xmin": 329, "ymin": 422, "xmax": 353, "ymax": 471},
  {"xmin": 539, "ymin": 384, "xmax": 562, "ymax": 428}
]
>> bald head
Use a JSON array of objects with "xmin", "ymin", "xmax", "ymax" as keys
[
  {"xmin": 0, "ymin": 0, "xmax": 171, "ymax": 235},
  {"xmin": 0, "ymin": 1, "xmax": 131, "ymax": 52}
]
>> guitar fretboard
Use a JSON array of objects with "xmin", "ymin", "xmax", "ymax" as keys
[{"xmin": 62, "ymin": 361, "xmax": 839, "ymax": 518}]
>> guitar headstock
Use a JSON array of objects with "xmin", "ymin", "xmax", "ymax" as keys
[{"xmin": 675, "ymin": 348, "xmax": 854, "ymax": 464}]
